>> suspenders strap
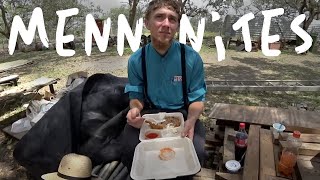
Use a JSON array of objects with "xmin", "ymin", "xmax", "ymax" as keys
[
  {"xmin": 180, "ymin": 43, "xmax": 189, "ymax": 109},
  {"xmin": 141, "ymin": 46, "xmax": 156, "ymax": 108}
]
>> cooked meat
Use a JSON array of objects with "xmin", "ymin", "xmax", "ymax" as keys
[
  {"xmin": 145, "ymin": 116, "xmax": 180, "ymax": 129},
  {"xmin": 160, "ymin": 116, "xmax": 181, "ymax": 127},
  {"xmin": 145, "ymin": 120, "xmax": 165, "ymax": 129}
]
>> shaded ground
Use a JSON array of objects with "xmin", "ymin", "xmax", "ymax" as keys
[{"xmin": 0, "ymin": 46, "xmax": 320, "ymax": 179}]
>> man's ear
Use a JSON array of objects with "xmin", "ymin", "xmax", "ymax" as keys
[{"xmin": 144, "ymin": 19, "xmax": 150, "ymax": 30}]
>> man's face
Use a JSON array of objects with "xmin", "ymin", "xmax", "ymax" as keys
[{"xmin": 145, "ymin": 7, "xmax": 179, "ymax": 45}]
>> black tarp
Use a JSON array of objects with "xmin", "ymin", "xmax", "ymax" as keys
[{"xmin": 13, "ymin": 73, "xmax": 130, "ymax": 179}]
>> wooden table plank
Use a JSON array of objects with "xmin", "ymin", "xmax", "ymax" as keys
[
  {"xmin": 296, "ymin": 159, "xmax": 320, "ymax": 180},
  {"xmin": 280, "ymin": 141, "xmax": 320, "ymax": 156},
  {"xmin": 243, "ymin": 125, "xmax": 260, "ymax": 180},
  {"xmin": 215, "ymin": 172, "xmax": 241, "ymax": 180},
  {"xmin": 210, "ymin": 103, "xmax": 320, "ymax": 133},
  {"xmin": 279, "ymin": 133, "xmax": 320, "ymax": 143},
  {"xmin": 260, "ymin": 129, "xmax": 276, "ymax": 180},
  {"xmin": 298, "ymin": 155, "xmax": 320, "ymax": 163},
  {"xmin": 0, "ymin": 60, "xmax": 33, "ymax": 73},
  {"xmin": 296, "ymin": 133, "xmax": 320, "ymax": 143},
  {"xmin": 223, "ymin": 127, "xmax": 235, "ymax": 165},
  {"xmin": 265, "ymin": 175, "xmax": 290, "ymax": 180},
  {"xmin": 0, "ymin": 74, "xmax": 19, "ymax": 85},
  {"xmin": 194, "ymin": 168, "xmax": 216, "ymax": 179}
]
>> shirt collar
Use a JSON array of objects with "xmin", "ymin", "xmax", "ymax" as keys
[{"xmin": 149, "ymin": 40, "xmax": 177, "ymax": 59}]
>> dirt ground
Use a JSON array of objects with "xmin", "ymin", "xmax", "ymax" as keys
[{"xmin": 1, "ymin": 46, "xmax": 320, "ymax": 179}]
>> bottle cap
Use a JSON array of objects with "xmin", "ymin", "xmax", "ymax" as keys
[
  {"xmin": 225, "ymin": 160, "xmax": 241, "ymax": 173},
  {"xmin": 293, "ymin": 131, "xmax": 301, "ymax": 138},
  {"xmin": 240, "ymin": 123, "xmax": 245, "ymax": 129}
]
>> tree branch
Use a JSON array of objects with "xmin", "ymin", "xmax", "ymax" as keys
[{"xmin": 0, "ymin": 4, "xmax": 9, "ymax": 35}]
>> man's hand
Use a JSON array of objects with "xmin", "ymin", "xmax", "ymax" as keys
[
  {"xmin": 126, "ymin": 107, "xmax": 144, "ymax": 128},
  {"xmin": 182, "ymin": 119, "xmax": 196, "ymax": 141}
]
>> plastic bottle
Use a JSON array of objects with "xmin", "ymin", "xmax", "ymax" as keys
[
  {"xmin": 278, "ymin": 131, "xmax": 302, "ymax": 176},
  {"xmin": 234, "ymin": 122, "xmax": 248, "ymax": 166}
]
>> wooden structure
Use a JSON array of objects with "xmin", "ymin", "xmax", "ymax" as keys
[
  {"xmin": 210, "ymin": 103, "xmax": 320, "ymax": 180},
  {"xmin": 209, "ymin": 103, "xmax": 320, "ymax": 133},
  {"xmin": 0, "ymin": 74, "xmax": 19, "ymax": 86},
  {"xmin": 0, "ymin": 60, "xmax": 33, "ymax": 73},
  {"xmin": 0, "ymin": 76, "xmax": 59, "ymax": 99},
  {"xmin": 206, "ymin": 80, "xmax": 320, "ymax": 92}
]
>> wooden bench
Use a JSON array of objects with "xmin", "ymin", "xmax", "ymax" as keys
[
  {"xmin": 0, "ymin": 74, "xmax": 19, "ymax": 86},
  {"xmin": 0, "ymin": 76, "xmax": 59, "ymax": 98}
]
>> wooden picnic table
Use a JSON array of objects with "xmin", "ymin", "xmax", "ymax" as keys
[
  {"xmin": 210, "ymin": 103, "xmax": 320, "ymax": 180},
  {"xmin": 209, "ymin": 103, "xmax": 320, "ymax": 133},
  {"xmin": 0, "ymin": 74, "xmax": 19, "ymax": 86}
]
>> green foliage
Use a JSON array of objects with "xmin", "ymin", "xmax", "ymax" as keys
[
  {"xmin": 105, "ymin": 5, "xmax": 130, "ymax": 34},
  {"xmin": 0, "ymin": 0, "xmax": 103, "ymax": 40},
  {"xmin": 0, "ymin": 0, "xmax": 34, "ymax": 38}
]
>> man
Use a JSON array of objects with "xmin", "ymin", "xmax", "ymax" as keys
[{"xmin": 121, "ymin": 0, "xmax": 207, "ymax": 175}]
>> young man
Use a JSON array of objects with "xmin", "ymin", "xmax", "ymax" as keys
[{"xmin": 121, "ymin": 0, "xmax": 207, "ymax": 175}]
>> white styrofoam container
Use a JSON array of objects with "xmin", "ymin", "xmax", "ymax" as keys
[
  {"xmin": 130, "ymin": 137, "xmax": 201, "ymax": 180},
  {"xmin": 139, "ymin": 112, "xmax": 184, "ymax": 141},
  {"xmin": 131, "ymin": 112, "xmax": 201, "ymax": 180}
]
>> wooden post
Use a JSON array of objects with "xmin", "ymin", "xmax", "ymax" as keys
[
  {"xmin": 243, "ymin": 125, "xmax": 260, "ymax": 180},
  {"xmin": 260, "ymin": 129, "xmax": 276, "ymax": 180}
]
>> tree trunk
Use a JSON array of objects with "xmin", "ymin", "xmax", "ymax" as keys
[
  {"xmin": 128, "ymin": 0, "xmax": 139, "ymax": 29},
  {"xmin": 304, "ymin": 14, "xmax": 315, "ymax": 32},
  {"xmin": 0, "ymin": 4, "xmax": 11, "ymax": 42}
]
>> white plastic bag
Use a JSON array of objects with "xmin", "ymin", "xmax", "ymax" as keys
[
  {"xmin": 11, "ymin": 117, "xmax": 32, "ymax": 133},
  {"xmin": 26, "ymin": 99, "xmax": 56, "ymax": 124}
]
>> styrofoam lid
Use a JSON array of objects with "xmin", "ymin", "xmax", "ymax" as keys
[{"xmin": 225, "ymin": 160, "xmax": 241, "ymax": 172}]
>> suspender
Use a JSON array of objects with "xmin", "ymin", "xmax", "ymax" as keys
[
  {"xmin": 141, "ymin": 46, "xmax": 156, "ymax": 108},
  {"xmin": 180, "ymin": 44, "xmax": 188, "ymax": 110},
  {"xmin": 141, "ymin": 43, "xmax": 189, "ymax": 110}
]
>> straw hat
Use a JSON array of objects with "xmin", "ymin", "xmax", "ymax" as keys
[{"xmin": 41, "ymin": 153, "xmax": 92, "ymax": 180}]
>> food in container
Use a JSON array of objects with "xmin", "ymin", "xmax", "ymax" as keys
[
  {"xmin": 131, "ymin": 138, "xmax": 200, "ymax": 180},
  {"xmin": 131, "ymin": 112, "xmax": 200, "ymax": 179},
  {"xmin": 145, "ymin": 130, "xmax": 161, "ymax": 139},
  {"xmin": 159, "ymin": 147, "xmax": 175, "ymax": 161},
  {"xmin": 145, "ymin": 116, "xmax": 181, "ymax": 129},
  {"xmin": 139, "ymin": 113, "xmax": 184, "ymax": 141}
]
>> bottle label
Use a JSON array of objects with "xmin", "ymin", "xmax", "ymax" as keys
[{"xmin": 235, "ymin": 139, "xmax": 247, "ymax": 147}]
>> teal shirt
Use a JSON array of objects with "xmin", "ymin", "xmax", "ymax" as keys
[{"xmin": 124, "ymin": 40, "xmax": 206, "ymax": 109}]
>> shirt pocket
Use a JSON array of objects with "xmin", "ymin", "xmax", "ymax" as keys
[{"xmin": 166, "ymin": 78, "xmax": 183, "ymax": 104}]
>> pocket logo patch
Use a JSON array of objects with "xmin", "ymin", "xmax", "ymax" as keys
[{"xmin": 173, "ymin": 76, "xmax": 182, "ymax": 82}]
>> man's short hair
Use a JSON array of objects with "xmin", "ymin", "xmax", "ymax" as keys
[{"xmin": 145, "ymin": 0, "xmax": 182, "ymax": 21}]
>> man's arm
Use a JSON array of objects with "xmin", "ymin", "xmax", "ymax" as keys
[
  {"xmin": 187, "ymin": 101, "xmax": 204, "ymax": 124},
  {"xmin": 182, "ymin": 50, "xmax": 206, "ymax": 140},
  {"xmin": 182, "ymin": 101, "xmax": 204, "ymax": 140}
]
